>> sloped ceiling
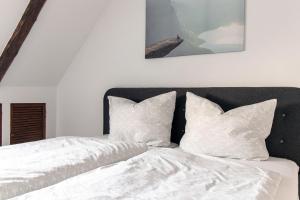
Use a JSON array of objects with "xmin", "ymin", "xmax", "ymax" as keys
[
  {"xmin": 0, "ymin": 0, "xmax": 109, "ymax": 86},
  {"xmin": 0, "ymin": 0, "xmax": 30, "ymax": 54}
]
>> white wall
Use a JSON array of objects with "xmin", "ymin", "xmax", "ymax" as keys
[
  {"xmin": 0, "ymin": 87, "xmax": 56, "ymax": 145},
  {"xmin": 1, "ymin": 0, "xmax": 109, "ymax": 86},
  {"xmin": 57, "ymin": 0, "xmax": 300, "ymax": 137}
]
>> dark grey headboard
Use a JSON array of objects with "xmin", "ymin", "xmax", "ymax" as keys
[{"xmin": 103, "ymin": 87, "xmax": 300, "ymax": 167}]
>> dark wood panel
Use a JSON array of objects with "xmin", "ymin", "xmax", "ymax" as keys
[
  {"xmin": 0, "ymin": 0, "xmax": 47, "ymax": 82},
  {"xmin": 10, "ymin": 103, "xmax": 46, "ymax": 145}
]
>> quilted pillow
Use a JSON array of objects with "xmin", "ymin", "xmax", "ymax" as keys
[
  {"xmin": 108, "ymin": 91, "xmax": 176, "ymax": 147},
  {"xmin": 180, "ymin": 92, "xmax": 277, "ymax": 160}
]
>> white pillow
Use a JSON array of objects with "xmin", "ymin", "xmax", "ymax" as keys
[
  {"xmin": 180, "ymin": 92, "xmax": 277, "ymax": 160},
  {"xmin": 108, "ymin": 91, "xmax": 176, "ymax": 147}
]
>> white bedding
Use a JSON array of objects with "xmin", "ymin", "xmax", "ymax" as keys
[
  {"xmin": 232, "ymin": 157, "xmax": 299, "ymax": 200},
  {"xmin": 0, "ymin": 137, "xmax": 147, "ymax": 200},
  {"xmin": 10, "ymin": 148, "xmax": 282, "ymax": 200}
]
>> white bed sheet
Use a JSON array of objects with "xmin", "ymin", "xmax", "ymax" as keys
[
  {"xmin": 151, "ymin": 146, "xmax": 299, "ymax": 200},
  {"xmin": 0, "ymin": 136, "xmax": 147, "ymax": 200},
  {"xmin": 10, "ymin": 148, "xmax": 282, "ymax": 200},
  {"xmin": 231, "ymin": 156, "xmax": 299, "ymax": 200}
]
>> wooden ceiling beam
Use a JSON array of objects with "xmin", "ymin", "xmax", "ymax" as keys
[{"xmin": 0, "ymin": 0, "xmax": 47, "ymax": 82}]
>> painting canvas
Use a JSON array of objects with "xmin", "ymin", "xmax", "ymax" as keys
[{"xmin": 145, "ymin": 0, "xmax": 246, "ymax": 59}]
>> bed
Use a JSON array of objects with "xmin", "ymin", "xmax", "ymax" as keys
[
  {"xmin": 103, "ymin": 87, "xmax": 300, "ymax": 199},
  {"xmin": 2, "ymin": 87, "xmax": 300, "ymax": 200}
]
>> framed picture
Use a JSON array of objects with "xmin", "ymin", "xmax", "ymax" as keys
[{"xmin": 145, "ymin": 0, "xmax": 246, "ymax": 59}]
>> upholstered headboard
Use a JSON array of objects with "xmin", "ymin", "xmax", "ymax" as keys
[{"xmin": 103, "ymin": 87, "xmax": 300, "ymax": 167}]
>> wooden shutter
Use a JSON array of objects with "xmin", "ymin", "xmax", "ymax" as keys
[{"xmin": 10, "ymin": 103, "xmax": 46, "ymax": 144}]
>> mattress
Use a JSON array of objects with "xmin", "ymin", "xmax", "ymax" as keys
[{"xmin": 223, "ymin": 156, "xmax": 299, "ymax": 200}]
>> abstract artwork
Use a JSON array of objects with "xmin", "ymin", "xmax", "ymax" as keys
[{"xmin": 145, "ymin": 0, "xmax": 246, "ymax": 59}]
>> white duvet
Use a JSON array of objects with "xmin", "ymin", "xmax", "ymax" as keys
[
  {"xmin": 0, "ymin": 137, "xmax": 147, "ymax": 200},
  {"xmin": 11, "ymin": 148, "xmax": 282, "ymax": 200}
]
